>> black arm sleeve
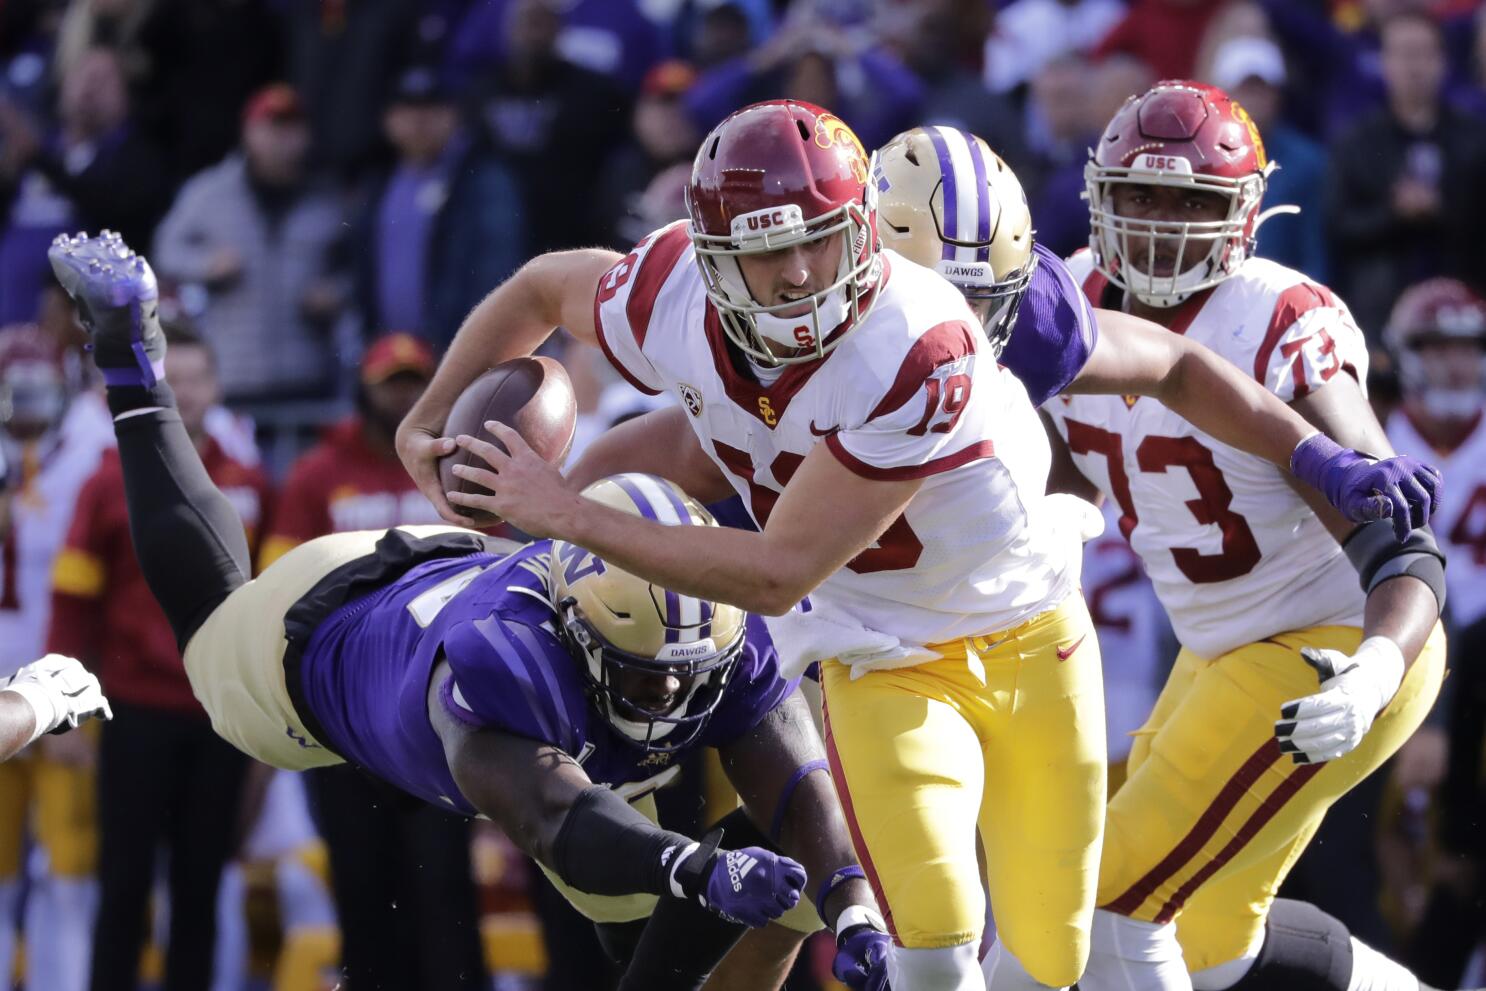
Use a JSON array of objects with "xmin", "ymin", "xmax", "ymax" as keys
[{"xmin": 551, "ymin": 785, "xmax": 713, "ymax": 898}]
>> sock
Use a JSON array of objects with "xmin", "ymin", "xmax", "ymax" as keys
[
  {"xmin": 1349, "ymin": 937, "xmax": 1420, "ymax": 991},
  {"xmin": 893, "ymin": 941, "xmax": 985, "ymax": 990},
  {"xmin": 1081, "ymin": 909, "xmax": 1192, "ymax": 991},
  {"xmin": 983, "ymin": 940, "xmax": 1056, "ymax": 991}
]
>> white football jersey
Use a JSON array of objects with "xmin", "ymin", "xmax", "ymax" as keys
[
  {"xmin": 1083, "ymin": 501, "xmax": 1172, "ymax": 762},
  {"xmin": 1386, "ymin": 410, "xmax": 1486, "ymax": 629},
  {"xmin": 1045, "ymin": 252, "xmax": 1368, "ymax": 659},
  {"xmin": 0, "ymin": 395, "xmax": 114, "ymax": 676},
  {"xmin": 595, "ymin": 222, "xmax": 1075, "ymax": 648}
]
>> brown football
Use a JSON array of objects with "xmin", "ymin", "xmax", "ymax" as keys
[{"xmin": 437, "ymin": 356, "xmax": 576, "ymax": 528}]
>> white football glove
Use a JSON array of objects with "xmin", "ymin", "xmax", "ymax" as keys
[
  {"xmin": 1275, "ymin": 637, "xmax": 1404, "ymax": 764},
  {"xmin": 2, "ymin": 654, "xmax": 112, "ymax": 748}
]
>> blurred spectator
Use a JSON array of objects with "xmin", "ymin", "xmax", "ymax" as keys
[
  {"xmin": 1211, "ymin": 36, "xmax": 1330, "ymax": 281},
  {"xmin": 130, "ymin": 0, "xmax": 285, "ymax": 182},
  {"xmin": 52, "ymin": 0, "xmax": 155, "ymax": 89},
  {"xmin": 0, "ymin": 323, "xmax": 113, "ymax": 991},
  {"xmin": 152, "ymin": 84, "xmax": 347, "ymax": 406},
  {"xmin": 685, "ymin": 7, "xmax": 924, "ymax": 149},
  {"xmin": 472, "ymin": 0, "xmax": 629, "ymax": 254},
  {"xmin": 1327, "ymin": 11, "xmax": 1486, "ymax": 338},
  {"xmin": 352, "ymin": 65, "xmax": 526, "ymax": 352},
  {"xmin": 0, "ymin": 45, "xmax": 170, "ymax": 323},
  {"xmin": 1378, "ymin": 278, "xmax": 1486, "ymax": 985},
  {"xmin": 48, "ymin": 324, "xmax": 266, "ymax": 991},
  {"xmin": 888, "ymin": 0, "xmax": 1027, "ymax": 165},
  {"xmin": 672, "ymin": 0, "xmax": 764, "ymax": 69},
  {"xmin": 1093, "ymin": 0, "xmax": 1226, "ymax": 80},
  {"xmin": 1028, "ymin": 54, "xmax": 1155, "ymax": 259},
  {"xmin": 453, "ymin": 0, "xmax": 665, "ymax": 93},
  {"xmin": 597, "ymin": 59, "xmax": 700, "ymax": 248},
  {"xmin": 262, "ymin": 333, "xmax": 486, "ymax": 991},
  {"xmin": 283, "ymin": 0, "xmax": 421, "ymax": 179},
  {"xmin": 1458, "ymin": 4, "xmax": 1486, "ymax": 120},
  {"xmin": 982, "ymin": 0, "xmax": 1125, "ymax": 95}
]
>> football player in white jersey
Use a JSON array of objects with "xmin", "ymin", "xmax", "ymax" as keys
[
  {"xmin": 0, "ymin": 324, "xmax": 113, "ymax": 991},
  {"xmin": 1383, "ymin": 279, "xmax": 1486, "ymax": 633},
  {"xmin": 865, "ymin": 122, "xmax": 1458, "ymax": 991},
  {"xmin": 1037, "ymin": 81, "xmax": 1451, "ymax": 991},
  {"xmin": 398, "ymin": 101, "xmax": 1439, "ymax": 991}
]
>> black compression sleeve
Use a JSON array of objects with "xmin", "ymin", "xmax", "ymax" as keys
[
  {"xmin": 551, "ymin": 785, "xmax": 709, "ymax": 897},
  {"xmin": 114, "ymin": 408, "xmax": 252, "ymax": 648}
]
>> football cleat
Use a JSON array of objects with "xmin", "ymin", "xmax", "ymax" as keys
[{"xmin": 47, "ymin": 230, "xmax": 165, "ymax": 388}]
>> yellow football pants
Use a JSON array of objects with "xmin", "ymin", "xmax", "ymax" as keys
[
  {"xmin": 1098, "ymin": 623, "xmax": 1446, "ymax": 972},
  {"xmin": 821, "ymin": 596, "xmax": 1106, "ymax": 988},
  {"xmin": 0, "ymin": 732, "xmax": 99, "ymax": 878}
]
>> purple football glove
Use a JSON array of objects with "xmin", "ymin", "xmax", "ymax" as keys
[
  {"xmin": 1290, "ymin": 434, "xmax": 1441, "ymax": 541},
  {"xmin": 672, "ymin": 829, "xmax": 806, "ymax": 928},
  {"xmin": 834, "ymin": 922, "xmax": 892, "ymax": 990}
]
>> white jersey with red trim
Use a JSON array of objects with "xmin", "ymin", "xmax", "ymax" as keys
[
  {"xmin": 0, "ymin": 395, "xmax": 113, "ymax": 676},
  {"xmin": 594, "ymin": 221, "xmax": 1076, "ymax": 649},
  {"xmin": 1044, "ymin": 251, "xmax": 1368, "ymax": 659},
  {"xmin": 1386, "ymin": 410, "xmax": 1486, "ymax": 629}
]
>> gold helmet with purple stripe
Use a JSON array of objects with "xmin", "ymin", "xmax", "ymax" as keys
[
  {"xmin": 549, "ymin": 473, "xmax": 746, "ymax": 752},
  {"xmin": 874, "ymin": 125, "xmax": 1036, "ymax": 357}
]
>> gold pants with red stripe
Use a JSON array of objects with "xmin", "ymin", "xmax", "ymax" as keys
[
  {"xmin": 1098, "ymin": 623, "xmax": 1446, "ymax": 971},
  {"xmin": 820, "ymin": 596, "xmax": 1106, "ymax": 988}
]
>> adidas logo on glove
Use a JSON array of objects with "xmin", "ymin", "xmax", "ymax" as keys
[{"xmin": 725, "ymin": 850, "xmax": 758, "ymax": 892}]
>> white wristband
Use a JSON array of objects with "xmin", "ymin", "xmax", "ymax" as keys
[
  {"xmin": 667, "ymin": 841, "xmax": 701, "ymax": 899},
  {"xmin": 834, "ymin": 902, "xmax": 887, "ymax": 938},
  {"xmin": 1, "ymin": 684, "xmax": 57, "ymax": 748}
]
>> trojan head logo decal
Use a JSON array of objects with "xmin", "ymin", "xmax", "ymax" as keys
[
  {"xmin": 1228, "ymin": 99, "xmax": 1267, "ymax": 169},
  {"xmin": 814, "ymin": 113, "xmax": 869, "ymax": 184}
]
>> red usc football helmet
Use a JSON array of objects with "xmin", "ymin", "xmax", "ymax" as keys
[
  {"xmin": 686, "ymin": 100, "xmax": 882, "ymax": 366},
  {"xmin": 1385, "ymin": 278, "xmax": 1486, "ymax": 419},
  {"xmin": 1085, "ymin": 80, "xmax": 1294, "ymax": 307},
  {"xmin": 0, "ymin": 324, "xmax": 68, "ymax": 443}
]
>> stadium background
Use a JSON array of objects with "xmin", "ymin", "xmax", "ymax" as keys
[{"xmin": 0, "ymin": 0, "xmax": 1483, "ymax": 988}]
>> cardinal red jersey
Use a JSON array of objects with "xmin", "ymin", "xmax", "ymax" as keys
[
  {"xmin": 47, "ymin": 440, "xmax": 270, "ymax": 716},
  {"xmin": 261, "ymin": 418, "xmax": 444, "ymax": 567}
]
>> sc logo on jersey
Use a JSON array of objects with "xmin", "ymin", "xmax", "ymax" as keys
[{"xmin": 679, "ymin": 383, "xmax": 704, "ymax": 418}]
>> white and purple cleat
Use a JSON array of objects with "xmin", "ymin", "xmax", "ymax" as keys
[{"xmin": 47, "ymin": 230, "xmax": 165, "ymax": 389}]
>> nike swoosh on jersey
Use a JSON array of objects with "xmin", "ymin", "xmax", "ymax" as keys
[
  {"xmin": 1055, "ymin": 635, "xmax": 1086, "ymax": 661},
  {"xmin": 809, "ymin": 420, "xmax": 839, "ymax": 436}
]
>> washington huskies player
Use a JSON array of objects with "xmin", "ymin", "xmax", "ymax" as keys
[
  {"xmin": 397, "ymin": 100, "xmax": 1438, "ymax": 991},
  {"xmin": 43, "ymin": 231, "xmax": 892, "ymax": 991},
  {"xmin": 1038, "ymin": 81, "xmax": 1450, "ymax": 991}
]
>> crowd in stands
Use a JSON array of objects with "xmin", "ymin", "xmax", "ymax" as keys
[{"xmin": 2, "ymin": 0, "xmax": 1485, "ymax": 988}]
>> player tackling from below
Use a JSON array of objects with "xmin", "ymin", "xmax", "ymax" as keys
[
  {"xmin": 397, "ymin": 99, "xmax": 1439, "ymax": 991},
  {"xmin": 44, "ymin": 230, "xmax": 892, "ymax": 991},
  {"xmin": 0, "ymin": 654, "xmax": 109, "ymax": 762},
  {"xmin": 865, "ymin": 122, "xmax": 1463, "ymax": 991},
  {"xmin": 1036, "ymin": 80, "xmax": 1452, "ymax": 991}
]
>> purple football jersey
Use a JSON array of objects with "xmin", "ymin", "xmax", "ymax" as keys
[
  {"xmin": 297, "ymin": 541, "xmax": 794, "ymax": 816},
  {"xmin": 999, "ymin": 242, "xmax": 1100, "ymax": 407}
]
